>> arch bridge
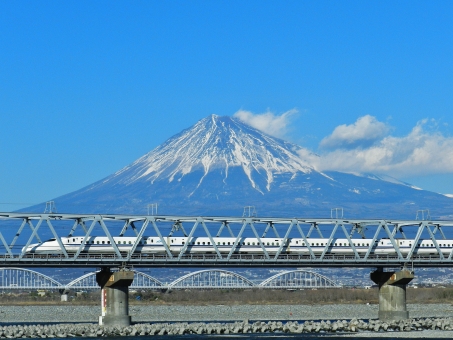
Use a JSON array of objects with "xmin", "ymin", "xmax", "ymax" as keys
[{"xmin": 0, "ymin": 268, "xmax": 341, "ymax": 290}]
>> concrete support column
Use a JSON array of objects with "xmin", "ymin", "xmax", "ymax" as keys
[
  {"xmin": 96, "ymin": 267, "xmax": 135, "ymax": 326},
  {"xmin": 370, "ymin": 268, "xmax": 414, "ymax": 321}
]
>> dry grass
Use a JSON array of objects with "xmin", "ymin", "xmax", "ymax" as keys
[{"xmin": 2, "ymin": 287, "xmax": 453, "ymax": 306}]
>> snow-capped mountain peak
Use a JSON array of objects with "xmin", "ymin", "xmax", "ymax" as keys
[{"xmin": 111, "ymin": 115, "xmax": 317, "ymax": 192}]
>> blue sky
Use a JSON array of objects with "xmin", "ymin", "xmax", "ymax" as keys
[{"xmin": 1, "ymin": 1, "xmax": 453, "ymax": 211}]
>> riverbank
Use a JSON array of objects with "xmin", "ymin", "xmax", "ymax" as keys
[
  {"xmin": 4, "ymin": 287, "xmax": 453, "ymax": 306},
  {"xmin": 1, "ymin": 303, "xmax": 453, "ymax": 323}
]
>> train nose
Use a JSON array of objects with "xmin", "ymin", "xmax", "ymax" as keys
[{"xmin": 22, "ymin": 243, "xmax": 39, "ymax": 254}]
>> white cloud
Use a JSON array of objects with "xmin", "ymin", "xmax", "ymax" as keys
[
  {"xmin": 320, "ymin": 115, "xmax": 390, "ymax": 149},
  {"xmin": 233, "ymin": 109, "xmax": 298, "ymax": 138},
  {"xmin": 313, "ymin": 118, "xmax": 453, "ymax": 177}
]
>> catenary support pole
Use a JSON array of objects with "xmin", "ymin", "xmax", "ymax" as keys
[
  {"xmin": 96, "ymin": 267, "xmax": 135, "ymax": 326},
  {"xmin": 370, "ymin": 268, "xmax": 414, "ymax": 321}
]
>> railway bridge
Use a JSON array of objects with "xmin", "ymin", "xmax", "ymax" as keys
[{"xmin": 0, "ymin": 212, "xmax": 452, "ymax": 325}]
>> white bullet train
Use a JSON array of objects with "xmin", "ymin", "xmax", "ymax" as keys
[{"xmin": 23, "ymin": 236, "xmax": 453, "ymax": 256}]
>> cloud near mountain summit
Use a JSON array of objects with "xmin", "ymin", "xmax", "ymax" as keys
[{"xmin": 233, "ymin": 109, "xmax": 298, "ymax": 138}]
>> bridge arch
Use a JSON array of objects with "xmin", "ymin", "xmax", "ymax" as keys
[
  {"xmin": 65, "ymin": 271, "xmax": 164, "ymax": 290},
  {"xmin": 259, "ymin": 270, "xmax": 341, "ymax": 289},
  {"xmin": 131, "ymin": 271, "xmax": 164, "ymax": 289},
  {"xmin": 167, "ymin": 269, "xmax": 255, "ymax": 289},
  {"xmin": 65, "ymin": 272, "xmax": 98, "ymax": 290},
  {"xmin": 0, "ymin": 267, "xmax": 62, "ymax": 289}
]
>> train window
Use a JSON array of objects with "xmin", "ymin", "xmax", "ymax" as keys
[
  {"xmin": 151, "ymin": 239, "xmax": 153, "ymax": 243},
  {"xmin": 171, "ymin": 240, "xmax": 174, "ymax": 243},
  {"xmin": 129, "ymin": 241, "xmax": 132, "ymax": 244},
  {"xmin": 73, "ymin": 239, "xmax": 75, "ymax": 242},
  {"xmin": 223, "ymin": 242, "xmax": 226, "ymax": 245},
  {"xmin": 101, "ymin": 241, "xmax": 105, "ymax": 244},
  {"xmin": 247, "ymin": 242, "xmax": 250, "ymax": 245},
  {"xmin": 202, "ymin": 242, "xmax": 205, "ymax": 245},
  {"xmin": 316, "ymin": 243, "xmax": 319, "ymax": 246},
  {"xmin": 296, "ymin": 241, "xmax": 299, "ymax": 245},
  {"xmin": 97, "ymin": 241, "xmax": 99, "ymax": 244},
  {"xmin": 208, "ymin": 242, "xmax": 210, "ymax": 245},
  {"xmin": 108, "ymin": 241, "xmax": 110, "ymax": 244},
  {"xmin": 228, "ymin": 242, "xmax": 230, "ymax": 245},
  {"xmin": 252, "ymin": 242, "xmax": 255, "ymax": 245},
  {"xmin": 182, "ymin": 241, "xmax": 185, "ymax": 245}
]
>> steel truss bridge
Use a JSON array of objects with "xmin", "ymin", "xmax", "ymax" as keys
[
  {"xmin": 0, "ymin": 268, "xmax": 340, "ymax": 290},
  {"xmin": 0, "ymin": 212, "xmax": 453, "ymax": 267}
]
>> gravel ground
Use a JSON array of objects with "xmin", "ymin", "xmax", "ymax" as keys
[{"xmin": 1, "ymin": 303, "xmax": 453, "ymax": 323}]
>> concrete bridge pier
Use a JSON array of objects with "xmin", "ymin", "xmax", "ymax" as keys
[
  {"xmin": 96, "ymin": 267, "xmax": 135, "ymax": 326},
  {"xmin": 370, "ymin": 268, "xmax": 414, "ymax": 321},
  {"xmin": 58, "ymin": 288, "xmax": 69, "ymax": 302}
]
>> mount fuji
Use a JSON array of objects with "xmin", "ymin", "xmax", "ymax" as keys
[{"xmin": 25, "ymin": 115, "xmax": 453, "ymax": 219}]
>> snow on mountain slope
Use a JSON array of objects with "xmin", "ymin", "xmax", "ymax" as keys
[
  {"xmin": 353, "ymin": 173, "xmax": 423, "ymax": 190},
  {"xmin": 102, "ymin": 115, "xmax": 319, "ymax": 193}
]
